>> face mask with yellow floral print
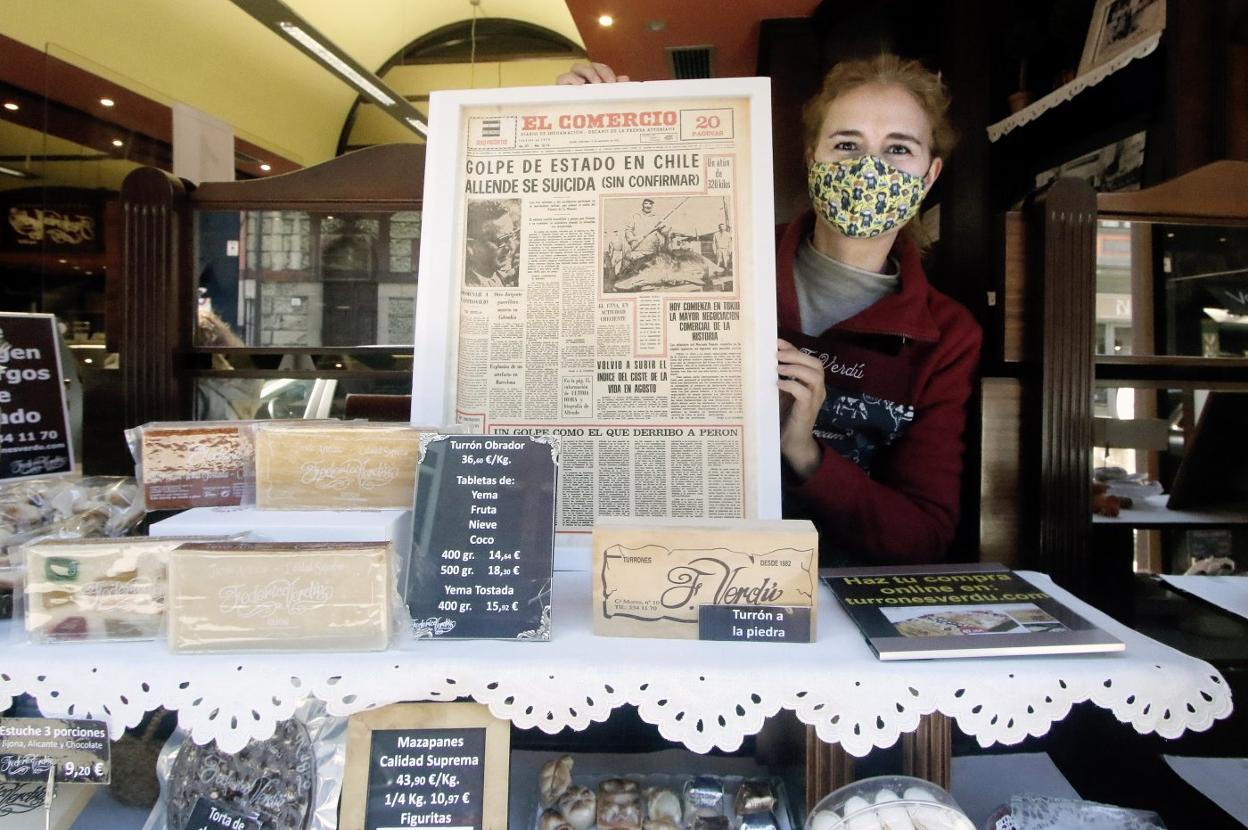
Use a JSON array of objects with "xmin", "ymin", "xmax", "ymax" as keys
[{"xmin": 807, "ymin": 155, "xmax": 927, "ymax": 239}]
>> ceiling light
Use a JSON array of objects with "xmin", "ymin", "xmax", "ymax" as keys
[
  {"xmin": 260, "ymin": 163, "xmax": 272, "ymax": 171},
  {"xmin": 278, "ymin": 21, "xmax": 396, "ymax": 106},
  {"xmin": 0, "ymin": 166, "xmax": 26, "ymax": 178},
  {"xmin": 598, "ymin": 14, "xmax": 614, "ymax": 26},
  {"xmin": 58, "ymin": 259, "xmax": 67, "ymax": 264},
  {"xmin": 99, "ymin": 97, "xmax": 115, "ymax": 107},
  {"xmin": 2, "ymin": 102, "xmax": 18, "ymax": 111},
  {"xmin": 112, "ymin": 139, "xmax": 124, "ymax": 147}
]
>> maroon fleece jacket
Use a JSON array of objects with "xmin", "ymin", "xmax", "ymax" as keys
[{"xmin": 777, "ymin": 212, "xmax": 982, "ymax": 565}]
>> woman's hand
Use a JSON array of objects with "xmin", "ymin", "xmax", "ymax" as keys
[
  {"xmin": 777, "ymin": 338, "xmax": 826, "ymax": 480},
  {"xmin": 556, "ymin": 62, "xmax": 630, "ymax": 85}
]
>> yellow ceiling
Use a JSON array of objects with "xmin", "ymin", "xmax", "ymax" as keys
[
  {"xmin": 1, "ymin": 0, "xmax": 585, "ymax": 167},
  {"xmin": 0, "ymin": 120, "xmax": 142, "ymax": 193},
  {"xmin": 347, "ymin": 56, "xmax": 581, "ymax": 147}
]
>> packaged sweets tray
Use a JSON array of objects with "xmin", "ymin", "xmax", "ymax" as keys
[{"xmin": 510, "ymin": 749, "xmax": 797, "ymax": 830}]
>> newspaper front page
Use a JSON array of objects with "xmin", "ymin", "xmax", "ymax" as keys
[{"xmin": 437, "ymin": 89, "xmax": 766, "ymax": 533}]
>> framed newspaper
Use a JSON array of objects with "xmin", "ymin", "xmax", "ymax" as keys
[{"xmin": 412, "ymin": 78, "xmax": 780, "ymax": 549}]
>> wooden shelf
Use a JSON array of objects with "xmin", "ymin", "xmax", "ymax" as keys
[
  {"xmin": 987, "ymin": 34, "xmax": 1162, "ymax": 143},
  {"xmin": 192, "ymin": 346, "xmax": 414, "ymax": 357},
  {"xmin": 1094, "ymin": 355, "xmax": 1248, "ymax": 388},
  {"xmin": 988, "ymin": 48, "xmax": 1163, "ymax": 210},
  {"xmin": 1092, "ymin": 495, "xmax": 1248, "ymax": 528}
]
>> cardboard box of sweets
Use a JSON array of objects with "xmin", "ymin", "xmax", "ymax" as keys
[
  {"xmin": 166, "ymin": 541, "xmax": 392, "ymax": 653},
  {"xmin": 592, "ymin": 518, "xmax": 818, "ymax": 640}
]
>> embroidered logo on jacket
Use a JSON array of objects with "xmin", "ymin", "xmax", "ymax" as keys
[{"xmin": 800, "ymin": 347, "xmax": 865, "ymax": 380}]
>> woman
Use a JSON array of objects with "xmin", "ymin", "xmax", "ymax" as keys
[{"xmin": 559, "ymin": 56, "xmax": 980, "ymax": 565}]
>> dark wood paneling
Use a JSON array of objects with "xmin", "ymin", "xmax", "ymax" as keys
[
  {"xmin": 1163, "ymin": 1, "xmax": 1219, "ymax": 178},
  {"xmin": 755, "ymin": 18, "xmax": 822, "ymax": 224},
  {"xmin": 938, "ymin": 0, "xmax": 992, "ymax": 563},
  {"xmin": 1097, "ymin": 159, "xmax": 1248, "ymax": 219},
  {"xmin": 901, "ymin": 713, "xmax": 951, "ymax": 790},
  {"xmin": 805, "ymin": 727, "xmax": 855, "ymax": 813},
  {"xmin": 1231, "ymin": 42, "xmax": 1248, "ymax": 159},
  {"xmin": 1027, "ymin": 178, "xmax": 1097, "ymax": 593},
  {"xmin": 120, "ymin": 167, "xmax": 192, "ymax": 427}
]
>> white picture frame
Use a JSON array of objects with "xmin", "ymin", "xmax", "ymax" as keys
[
  {"xmin": 1079, "ymin": 0, "xmax": 1166, "ymax": 75},
  {"xmin": 411, "ymin": 78, "xmax": 781, "ymax": 553}
]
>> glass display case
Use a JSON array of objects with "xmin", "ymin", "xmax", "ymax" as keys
[
  {"xmin": 119, "ymin": 143, "xmax": 426, "ymax": 430},
  {"xmin": 191, "ymin": 206, "xmax": 420, "ymax": 421}
]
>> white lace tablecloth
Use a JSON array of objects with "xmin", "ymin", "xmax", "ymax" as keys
[{"xmin": 0, "ymin": 571, "xmax": 1231, "ymax": 755}]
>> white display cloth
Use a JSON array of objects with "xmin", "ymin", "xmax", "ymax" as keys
[
  {"xmin": 1158, "ymin": 575, "xmax": 1248, "ymax": 622},
  {"xmin": 0, "ymin": 571, "xmax": 1230, "ymax": 756}
]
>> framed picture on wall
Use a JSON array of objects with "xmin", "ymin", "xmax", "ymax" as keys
[
  {"xmin": 410, "ymin": 77, "xmax": 781, "ymax": 554},
  {"xmin": 1035, "ymin": 130, "xmax": 1148, "ymax": 193},
  {"xmin": 1079, "ymin": 0, "xmax": 1167, "ymax": 75}
]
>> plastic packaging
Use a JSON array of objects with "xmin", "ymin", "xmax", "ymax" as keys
[
  {"xmin": 1093, "ymin": 467, "xmax": 1165, "ymax": 502},
  {"xmin": 985, "ymin": 794, "xmax": 1166, "ymax": 829},
  {"xmin": 166, "ymin": 541, "xmax": 392, "ymax": 653},
  {"xmin": 0, "ymin": 563, "xmax": 23, "ymax": 625},
  {"xmin": 126, "ymin": 420, "xmax": 264, "ymax": 510},
  {"xmin": 533, "ymin": 754, "xmax": 795, "ymax": 830},
  {"xmin": 0, "ymin": 475, "xmax": 143, "ymax": 567},
  {"xmin": 21, "ymin": 535, "xmax": 227, "ymax": 643},
  {"xmin": 806, "ymin": 775, "xmax": 975, "ymax": 830},
  {"xmin": 143, "ymin": 698, "xmax": 346, "ymax": 830},
  {"xmin": 252, "ymin": 421, "xmax": 450, "ymax": 510}
]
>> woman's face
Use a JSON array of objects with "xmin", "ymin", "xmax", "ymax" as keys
[{"xmin": 809, "ymin": 82, "xmax": 942, "ymax": 187}]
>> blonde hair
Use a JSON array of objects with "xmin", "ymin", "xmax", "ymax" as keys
[{"xmin": 801, "ymin": 54, "xmax": 957, "ymax": 163}]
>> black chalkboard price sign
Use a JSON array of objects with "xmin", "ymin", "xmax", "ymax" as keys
[
  {"xmin": 363, "ymin": 727, "xmax": 486, "ymax": 830},
  {"xmin": 340, "ymin": 703, "xmax": 509, "ymax": 830},
  {"xmin": 0, "ymin": 313, "xmax": 73, "ymax": 481},
  {"xmin": 407, "ymin": 435, "xmax": 557, "ymax": 640}
]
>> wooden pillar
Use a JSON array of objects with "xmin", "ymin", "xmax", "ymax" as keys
[
  {"xmin": 806, "ymin": 712, "xmax": 953, "ymax": 812},
  {"xmin": 805, "ymin": 726, "xmax": 855, "ymax": 813},
  {"xmin": 901, "ymin": 713, "xmax": 952, "ymax": 790},
  {"xmin": 1026, "ymin": 178, "xmax": 1097, "ymax": 594},
  {"xmin": 120, "ymin": 167, "xmax": 193, "ymax": 429}
]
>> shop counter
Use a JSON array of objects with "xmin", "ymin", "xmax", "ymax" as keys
[{"xmin": 0, "ymin": 571, "xmax": 1231, "ymax": 763}]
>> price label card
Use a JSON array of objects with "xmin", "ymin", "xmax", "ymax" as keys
[
  {"xmin": 182, "ymin": 797, "xmax": 260, "ymax": 830},
  {"xmin": 406, "ymin": 435, "xmax": 557, "ymax": 640},
  {"xmin": 0, "ymin": 313, "xmax": 74, "ymax": 481},
  {"xmin": 365, "ymin": 728, "xmax": 485, "ymax": 830},
  {"xmin": 0, "ymin": 718, "xmax": 110, "ymax": 784},
  {"xmin": 698, "ymin": 605, "xmax": 813, "ymax": 643},
  {"xmin": 340, "ymin": 703, "xmax": 509, "ymax": 830}
]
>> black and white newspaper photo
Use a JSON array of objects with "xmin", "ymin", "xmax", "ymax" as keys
[{"xmin": 413, "ymin": 79, "xmax": 780, "ymax": 539}]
